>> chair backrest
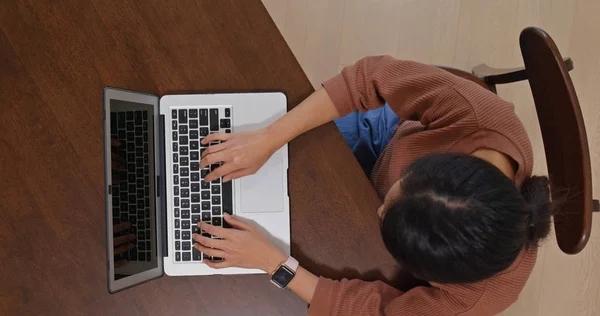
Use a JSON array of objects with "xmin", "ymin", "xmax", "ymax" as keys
[{"xmin": 519, "ymin": 27, "xmax": 593, "ymax": 254}]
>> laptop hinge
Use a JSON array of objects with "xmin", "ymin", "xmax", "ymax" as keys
[{"xmin": 158, "ymin": 114, "xmax": 168, "ymax": 257}]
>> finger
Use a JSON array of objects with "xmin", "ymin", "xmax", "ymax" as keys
[
  {"xmin": 192, "ymin": 233, "xmax": 228, "ymax": 249},
  {"xmin": 115, "ymin": 259, "xmax": 128, "ymax": 268},
  {"xmin": 222, "ymin": 168, "xmax": 252, "ymax": 183},
  {"xmin": 204, "ymin": 163, "xmax": 237, "ymax": 183},
  {"xmin": 111, "ymin": 138, "xmax": 121, "ymax": 147},
  {"xmin": 201, "ymin": 142, "xmax": 230, "ymax": 159},
  {"xmin": 193, "ymin": 242, "xmax": 227, "ymax": 258},
  {"xmin": 114, "ymin": 233, "xmax": 136, "ymax": 246},
  {"xmin": 204, "ymin": 259, "xmax": 232, "ymax": 269},
  {"xmin": 199, "ymin": 152, "xmax": 228, "ymax": 169},
  {"xmin": 223, "ymin": 213, "xmax": 255, "ymax": 231},
  {"xmin": 199, "ymin": 222, "xmax": 233, "ymax": 239},
  {"xmin": 201, "ymin": 133, "xmax": 232, "ymax": 145},
  {"xmin": 113, "ymin": 222, "xmax": 131, "ymax": 234},
  {"xmin": 114, "ymin": 242, "xmax": 135, "ymax": 255}
]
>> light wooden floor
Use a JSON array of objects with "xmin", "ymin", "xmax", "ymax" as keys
[{"xmin": 262, "ymin": 0, "xmax": 600, "ymax": 315}]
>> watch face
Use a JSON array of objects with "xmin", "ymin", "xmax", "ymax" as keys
[{"xmin": 271, "ymin": 265, "xmax": 295, "ymax": 288}]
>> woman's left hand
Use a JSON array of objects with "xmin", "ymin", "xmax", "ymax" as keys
[{"xmin": 193, "ymin": 214, "xmax": 287, "ymax": 273}]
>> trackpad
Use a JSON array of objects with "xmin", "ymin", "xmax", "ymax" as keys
[{"xmin": 239, "ymin": 152, "xmax": 285, "ymax": 213}]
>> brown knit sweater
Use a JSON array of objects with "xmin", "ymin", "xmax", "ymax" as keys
[{"xmin": 309, "ymin": 56, "xmax": 536, "ymax": 316}]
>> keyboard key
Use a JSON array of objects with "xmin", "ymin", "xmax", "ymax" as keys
[
  {"xmin": 191, "ymin": 194, "xmax": 200, "ymax": 203},
  {"xmin": 209, "ymin": 109, "xmax": 219, "ymax": 131},
  {"xmin": 138, "ymin": 242, "xmax": 146, "ymax": 251},
  {"xmin": 180, "ymin": 156, "xmax": 189, "ymax": 166},
  {"xmin": 190, "ymin": 141, "xmax": 198, "ymax": 150},
  {"xmin": 143, "ymin": 121, "xmax": 148, "ymax": 131},
  {"xmin": 173, "ymin": 175, "xmax": 179, "ymax": 185},
  {"xmin": 182, "ymin": 231, "xmax": 191, "ymax": 240},
  {"xmin": 174, "ymin": 208, "xmax": 180, "ymax": 217},
  {"xmin": 201, "ymin": 169, "xmax": 209, "ymax": 178},
  {"xmin": 182, "ymin": 241, "xmax": 191, "ymax": 250},
  {"xmin": 223, "ymin": 180, "xmax": 232, "ymax": 215},
  {"xmin": 175, "ymin": 219, "xmax": 180, "ymax": 228},
  {"xmin": 181, "ymin": 189, "xmax": 190, "ymax": 198},
  {"xmin": 182, "ymin": 220, "xmax": 190, "ymax": 229},
  {"xmin": 211, "ymin": 186, "xmax": 220, "ymax": 194},
  {"xmin": 220, "ymin": 119, "xmax": 231, "ymax": 128},
  {"xmin": 172, "ymin": 110, "xmax": 177, "ymax": 119},
  {"xmin": 191, "ymin": 172, "xmax": 200, "ymax": 182},
  {"xmin": 181, "ymin": 178, "xmax": 189, "ymax": 187},
  {"xmin": 203, "ymin": 253, "xmax": 212, "ymax": 261},
  {"xmin": 202, "ymin": 212, "xmax": 211, "ymax": 221},
  {"xmin": 191, "ymin": 183, "xmax": 200, "ymax": 192},
  {"xmin": 181, "ymin": 209, "xmax": 190, "ymax": 219},
  {"xmin": 192, "ymin": 215, "xmax": 200, "ymax": 224},
  {"xmin": 175, "ymin": 230, "xmax": 180, "ymax": 239},
  {"xmin": 212, "ymin": 217, "xmax": 222, "ymax": 227},
  {"xmin": 189, "ymin": 119, "xmax": 198, "ymax": 129},
  {"xmin": 190, "ymin": 130, "xmax": 198, "ymax": 139},
  {"xmin": 212, "ymin": 206, "xmax": 221, "ymax": 216},
  {"xmin": 181, "ymin": 167, "xmax": 189, "ymax": 177},
  {"xmin": 210, "ymin": 164, "xmax": 220, "ymax": 171},
  {"xmin": 179, "ymin": 135, "xmax": 188, "ymax": 145},
  {"xmin": 201, "ymin": 191, "xmax": 210, "ymax": 200},
  {"xmin": 174, "ymin": 186, "xmax": 179, "ymax": 196},
  {"xmin": 146, "ymin": 241, "xmax": 151, "ymax": 250},
  {"xmin": 175, "ymin": 241, "xmax": 180, "ymax": 250},
  {"xmin": 189, "ymin": 109, "xmax": 198, "ymax": 118},
  {"xmin": 190, "ymin": 151, "xmax": 199, "ymax": 161},
  {"xmin": 193, "ymin": 248, "xmax": 202, "ymax": 261},
  {"xmin": 201, "ymin": 180, "xmax": 210, "ymax": 190},
  {"xmin": 182, "ymin": 252, "xmax": 191, "ymax": 261},
  {"xmin": 175, "ymin": 252, "xmax": 181, "ymax": 261},
  {"xmin": 191, "ymin": 162, "xmax": 200, "ymax": 171},
  {"xmin": 199, "ymin": 127, "xmax": 209, "ymax": 136},
  {"xmin": 173, "ymin": 142, "xmax": 178, "ymax": 152},
  {"xmin": 192, "ymin": 226, "xmax": 201, "ymax": 234},
  {"xmin": 225, "ymin": 129, "xmax": 231, "ymax": 134},
  {"xmin": 172, "ymin": 120, "xmax": 177, "ymax": 129},
  {"xmin": 180, "ymin": 146, "xmax": 188, "ymax": 155},
  {"xmin": 135, "ymin": 111, "xmax": 142, "ymax": 125},
  {"xmin": 178, "ymin": 109, "xmax": 187, "ymax": 124},
  {"xmin": 179, "ymin": 125, "xmax": 188, "ymax": 134},
  {"xmin": 211, "ymin": 178, "xmax": 220, "ymax": 184},
  {"xmin": 181, "ymin": 199, "xmax": 190, "ymax": 208},
  {"xmin": 173, "ymin": 164, "xmax": 179, "ymax": 174},
  {"xmin": 199, "ymin": 109, "xmax": 208, "ymax": 125},
  {"xmin": 138, "ymin": 231, "xmax": 145, "ymax": 240},
  {"xmin": 225, "ymin": 108, "xmax": 230, "ymax": 117},
  {"xmin": 201, "ymin": 201, "xmax": 210, "ymax": 210},
  {"xmin": 172, "ymin": 131, "xmax": 177, "ymax": 141},
  {"xmin": 192, "ymin": 204, "xmax": 200, "ymax": 213}
]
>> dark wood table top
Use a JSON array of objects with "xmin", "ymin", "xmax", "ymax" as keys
[{"xmin": 0, "ymin": 1, "xmax": 400, "ymax": 314}]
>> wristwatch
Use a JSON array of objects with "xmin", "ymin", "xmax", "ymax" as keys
[{"xmin": 270, "ymin": 256, "xmax": 299, "ymax": 289}]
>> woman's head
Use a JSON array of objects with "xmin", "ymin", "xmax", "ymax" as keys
[{"xmin": 380, "ymin": 153, "xmax": 553, "ymax": 284}]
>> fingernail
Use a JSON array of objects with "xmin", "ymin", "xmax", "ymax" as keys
[
  {"xmin": 224, "ymin": 213, "xmax": 230, "ymax": 218},
  {"xmin": 223, "ymin": 177, "xmax": 229, "ymax": 182}
]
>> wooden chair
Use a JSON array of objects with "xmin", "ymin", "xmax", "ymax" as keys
[{"xmin": 439, "ymin": 27, "xmax": 597, "ymax": 255}]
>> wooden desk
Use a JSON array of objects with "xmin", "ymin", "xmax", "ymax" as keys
[{"xmin": 0, "ymin": 1, "xmax": 399, "ymax": 314}]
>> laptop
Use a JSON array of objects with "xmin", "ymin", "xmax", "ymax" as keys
[{"xmin": 103, "ymin": 87, "xmax": 290, "ymax": 293}]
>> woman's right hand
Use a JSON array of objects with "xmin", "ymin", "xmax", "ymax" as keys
[{"xmin": 199, "ymin": 128, "xmax": 280, "ymax": 183}]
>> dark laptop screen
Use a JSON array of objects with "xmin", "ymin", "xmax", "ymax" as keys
[{"xmin": 108, "ymin": 99, "xmax": 158, "ymax": 281}]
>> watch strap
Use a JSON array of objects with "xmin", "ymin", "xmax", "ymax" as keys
[{"xmin": 283, "ymin": 256, "xmax": 299, "ymax": 272}]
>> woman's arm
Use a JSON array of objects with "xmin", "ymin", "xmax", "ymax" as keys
[{"xmin": 199, "ymin": 87, "xmax": 341, "ymax": 182}]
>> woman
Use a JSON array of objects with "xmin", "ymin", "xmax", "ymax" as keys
[{"xmin": 192, "ymin": 56, "xmax": 553, "ymax": 315}]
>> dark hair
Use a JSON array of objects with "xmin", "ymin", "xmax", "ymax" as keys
[{"xmin": 381, "ymin": 153, "xmax": 553, "ymax": 284}]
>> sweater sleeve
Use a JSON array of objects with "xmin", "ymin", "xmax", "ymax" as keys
[
  {"xmin": 308, "ymin": 278, "xmax": 454, "ymax": 316},
  {"xmin": 322, "ymin": 55, "xmax": 478, "ymax": 129}
]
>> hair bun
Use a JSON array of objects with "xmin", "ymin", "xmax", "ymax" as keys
[{"xmin": 520, "ymin": 176, "xmax": 553, "ymax": 244}]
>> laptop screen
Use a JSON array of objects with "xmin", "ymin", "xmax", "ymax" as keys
[{"xmin": 108, "ymin": 98, "xmax": 159, "ymax": 282}]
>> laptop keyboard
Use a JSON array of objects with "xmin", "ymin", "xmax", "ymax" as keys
[
  {"xmin": 111, "ymin": 110, "xmax": 153, "ymax": 262},
  {"xmin": 171, "ymin": 107, "xmax": 233, "ymax": 263}
]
